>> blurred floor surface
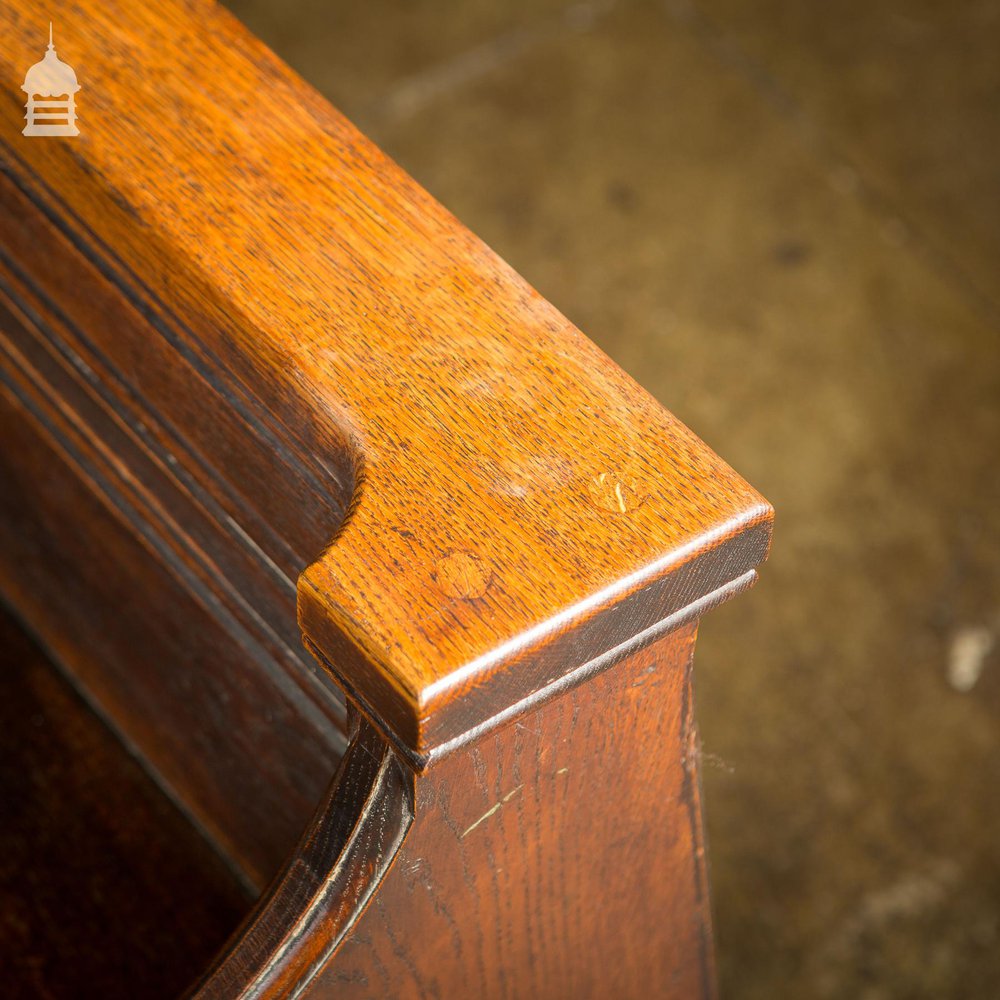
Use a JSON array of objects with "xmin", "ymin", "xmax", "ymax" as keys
[{"xmin": 224, "ymin": 1, "xmax": 1000, "ymax": 996}]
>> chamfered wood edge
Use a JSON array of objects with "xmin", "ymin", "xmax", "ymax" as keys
[
  {"xmin": 188, "ymin": 710, "xmax": 414, "ymax": 999},
  {"xmin": 304, "ymin": 563, "xmax": 764, "ymax": 774}
]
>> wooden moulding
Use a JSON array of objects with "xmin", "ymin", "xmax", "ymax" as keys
[
  {"xmin": 190, "ymin": 712, "xmax": 415, "ymax": 998},
  {"xmin": 0, "ymin": 0, "xmax": 771, "ymax": 769}
]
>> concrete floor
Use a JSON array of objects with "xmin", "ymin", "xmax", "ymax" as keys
[{"xmin": 223, "ymin": 1, "xmax": 1000, "ymax": 996}]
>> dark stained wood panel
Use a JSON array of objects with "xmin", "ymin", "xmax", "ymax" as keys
[
  {"xmin": 0, "ymin": 369, "xmax": 342, "ymax": 887},
  {"xmin": 0, "ymin": 603, "xmax": 252, "ymax": 1000}
]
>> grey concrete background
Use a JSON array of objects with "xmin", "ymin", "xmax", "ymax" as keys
[{"xmin": 222, "ymin": 1, "xmax": 1000, "ymax": 995}]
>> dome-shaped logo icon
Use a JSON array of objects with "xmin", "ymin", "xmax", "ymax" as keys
[{"xmin": 22, "ymin": 23, "xmax": 81, "ymax": 137}]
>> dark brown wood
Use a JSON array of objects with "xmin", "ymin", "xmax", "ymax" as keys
[
  {"xmin": 307, "ymin": 625, "xmax": 716, "ymax": 1000},
  {"xmin": 191, "ymin": 712, "xmax": 413, "ymax": 999},
  {"xmin": 0, "ymin": 603, "xmax": 251, "ymax": 1000},
  {"xmin": 0, "ymin": 311, "xmax": 344, "ymax": 887},
  {"xmin": 0, "ymin": 1, "xmax": 773, "ymax": 995},
  {"xmin": 186, "ymin": 626, "xmax": 711, "ymax": 999}
]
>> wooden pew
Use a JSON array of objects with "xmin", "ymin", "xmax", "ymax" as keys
[{"xmin": 0, "ymin": 1, "xmax": 772, "ymax": 995}]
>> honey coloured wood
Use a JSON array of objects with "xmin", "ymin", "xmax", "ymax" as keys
[
  {"xmin": 0, "ymin": 1, "xmax": 773, "ymax": 995},
  {"xmin": 0, "ymin": 0, "xmax": 772, "ymax": 764}
]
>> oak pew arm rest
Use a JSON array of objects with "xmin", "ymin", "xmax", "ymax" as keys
[
  {"xmin": 0, "ymin": 1, "xmax": 772, "ymax": 995},
  {"xmin": 0, "ymin": 0, "xmax": 771, "ymax": 766}
]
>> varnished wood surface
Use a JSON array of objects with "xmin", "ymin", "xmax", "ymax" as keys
[
  {"xmin": 0, "ymin": 603, "xmax": 251, "ymax": 1000},
  {"xmin": 1, "ymin": 3, "xmax": 772, "ymax": 993},
  {"xmin": 309, "ymin": 625, "xmax": 714, "ymax": 999},
  {"xmin": 192, "ymin": 713, "xmax": 413, "ymax": 999},
  {"xmin": 0, "ymin": 333, "xmax": 343, "ymax": 887},
  {"xmin": 0, "ymin": 0, "xmax": 772, "ymax": 760}
]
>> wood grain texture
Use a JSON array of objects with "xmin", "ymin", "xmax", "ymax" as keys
[
  {"xmin": 191, "ymin": 713, "xmax": 413, "ymax": 999},
  {"xmin": 0, "ymin": 603, "xmax": 251, "ymax": 1000},
  {"xmin": 0, "ymin": 0, "xmax": 772, "ymax": 760},
  {"xmin": 0, "ymin": 307, "xmax": 343, "ymax": 887},
  {"xmin": 0, "ymin": 2, "xmax": 774, "ymax": 993},
  {"xmin": 306, "ymin": 625, "xmax": 715, "ymax": 999}
]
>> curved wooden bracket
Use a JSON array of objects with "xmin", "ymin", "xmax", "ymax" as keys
[{"xmin": 189, "ymin": 712, "xmax": 413, "ymax": 999}]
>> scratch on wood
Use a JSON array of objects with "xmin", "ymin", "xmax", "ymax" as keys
[
  {"xmin": 461, "ymin": 784, "xmax": 523, "ymax": 838},
  {"xmin": 587, "ymin": 471, "xmax": 647, "ymax": 514}
]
